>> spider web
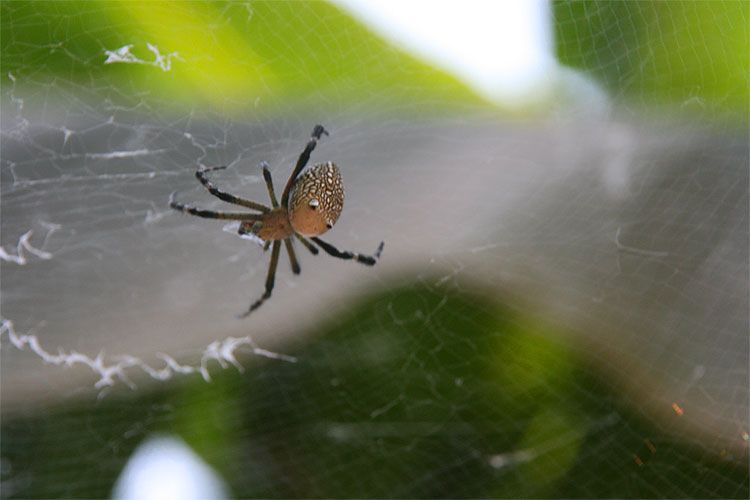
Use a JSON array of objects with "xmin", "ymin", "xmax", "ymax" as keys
[{"xmin": 1, "ymin": 1, "xmax": 748, "ymax": 498}]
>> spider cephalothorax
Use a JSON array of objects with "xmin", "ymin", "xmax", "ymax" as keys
[{"xmin": 169, "ymin": 125, "xmax": 383, "ymax": 317}]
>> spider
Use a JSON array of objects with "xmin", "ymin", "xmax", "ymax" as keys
[{"xmin": 169, "ymin": 124, "xmax": 384, "ymax": 317}]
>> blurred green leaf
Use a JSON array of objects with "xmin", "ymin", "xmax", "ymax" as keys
[
  {"xmin": 553, "ymin": 0, "xmax": 749, "ymax": 117},
  {"xmin": 1, "ymin": 1, "xmax": 481, "ymax": 112},
  {"xmin": 168, "ymin": 375, "xmax": 245, "ymax": 481},
  {"xmin": 2, "ymin": 283, "xmax": 748, "ymax": 498}
]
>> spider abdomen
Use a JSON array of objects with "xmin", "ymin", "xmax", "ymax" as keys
[{"xmin": 289, "ymin": 161, "xmax": 344, "ymax": 237}]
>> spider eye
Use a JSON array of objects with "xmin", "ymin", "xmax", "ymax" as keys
[{"xmin": 309, "ymin": 199, "xmax": 319, "ymax": 210}]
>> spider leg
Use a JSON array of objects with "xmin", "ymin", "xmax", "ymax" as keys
[
  {"xmin": 284, "ymin": 238, "xmax": 301, "ymax": 274},
  {"xmin": 294, "ymin": 233, "xmax": 319, "ymax": 255},
  {"xmin": 239, "ymin": 240, "xmax": 281, "ymax": 317},
  {"xmin": 196, "ymin": 167, "xmax": 271, "ymax": 213},
  {"xmin": 261, "ymin": 162, "xmax": 280, "ymax": 208},
  {"xmin": 169, "ymin": 192, "xmax": 264, "ymax": 221},
  {"xmin": 311, "ymin": 237, "xmax": 384, "ymax": 266},
  {"xmin": 280, "ymin": 125, "xmax": 328, "ymax": 207}
]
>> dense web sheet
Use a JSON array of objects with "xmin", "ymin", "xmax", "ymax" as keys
[{"xmin": 1, "ymin": 1, "xmax": 748, "ymax": 498}]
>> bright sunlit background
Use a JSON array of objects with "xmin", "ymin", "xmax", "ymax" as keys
[{"xmin": 333, "ymin": 0, "xmax": 555, "ymax": 105}]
